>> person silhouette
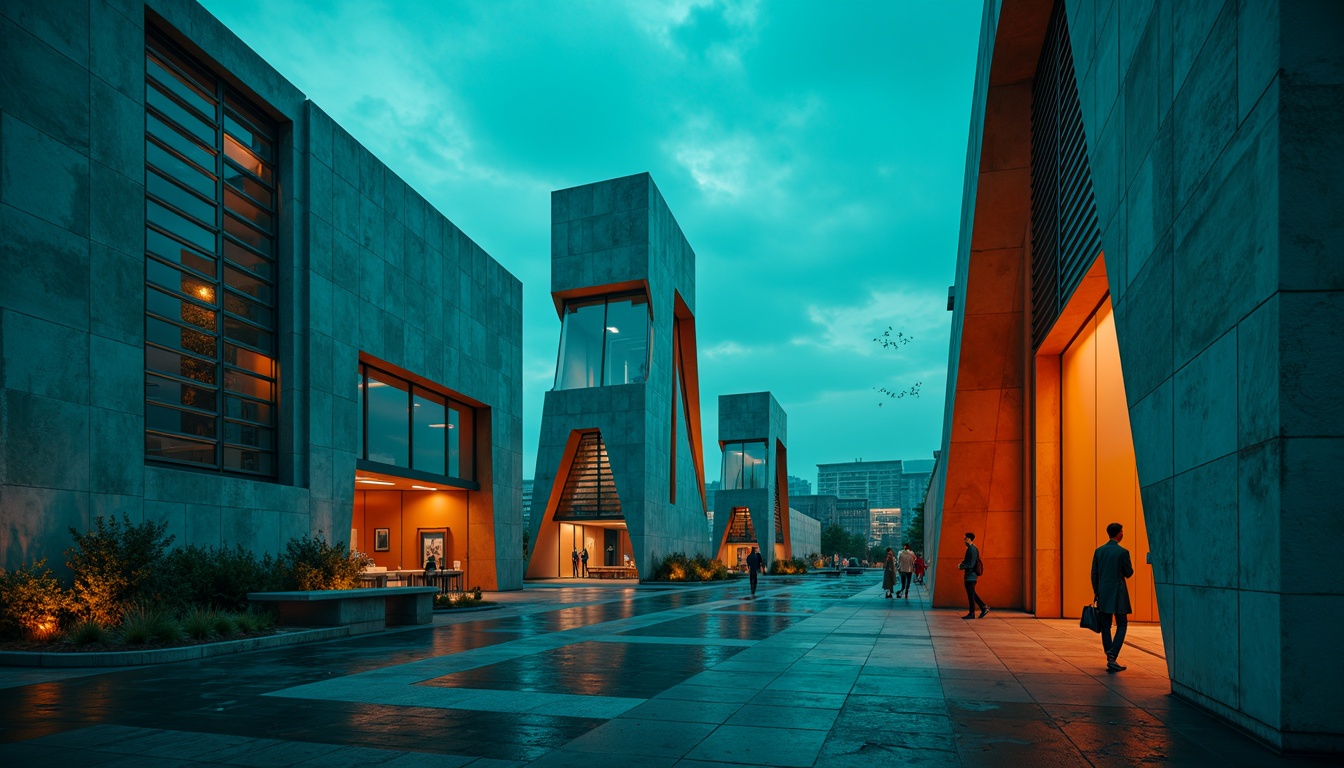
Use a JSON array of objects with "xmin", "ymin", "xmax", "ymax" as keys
[
  {"xmin": 571, "ymin": 548, "xmax": 579, "ymax": 578},
  {"xmin": 580, "ymin": 547, "xmax": 590, "ymax": 577}
]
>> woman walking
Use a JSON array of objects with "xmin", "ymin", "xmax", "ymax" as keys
[{"xmin": 882, "ymin": 547, "xmax": 897, "ymax": 599}]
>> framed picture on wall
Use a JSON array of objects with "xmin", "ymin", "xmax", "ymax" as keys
[
  {"xmin": 374, "ymin": 528, "xmax": 390, "ymax": 552},
  {"xmin": 419, "ymin": 529, "xmax": 447, "ymax": 569}
]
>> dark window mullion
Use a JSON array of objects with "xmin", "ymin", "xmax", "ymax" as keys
[{"xmin": 214, "ymin": 74, "xmax": 226, "ymax": 471}]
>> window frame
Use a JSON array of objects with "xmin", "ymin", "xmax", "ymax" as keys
[
  {"xmin": 552, "ymin": 291, "xmax": 651, "ymax": 391},
  {"xmin": 357, "ymin": 362, "xmax": 478, "ymax": 488}
]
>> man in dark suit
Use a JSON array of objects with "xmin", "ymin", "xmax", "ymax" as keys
[
  {"xmin": 1091, "ymin": 522, "xmax": 1135, "ymax": 673},
  {"xmin": 745, "ymin": 546, "xmax": 763, "ymax": 597},
  {"xmin": 957, "ymin": 532, "xmax": 988, "ymax": 619}
]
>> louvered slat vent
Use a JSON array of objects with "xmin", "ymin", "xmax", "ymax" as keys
[
  {"xmin": 1030, "ymin": 0, "xmax": 1102, "ymax": 345},
  {"xmin": 555, "ymin": 432, "xmax": 623, "ymax": 519}
]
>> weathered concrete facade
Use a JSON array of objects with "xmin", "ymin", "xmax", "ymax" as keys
[
  {"xmin": 0, "ymin": 0, "xmax": 523, "ymax": 590},
  {"xmin": 712, "ymin": 392, "xmax": 790, "ymax": 568},
  {"xmin": 526, "ymin": 174, "xmax": 709, "ymax": 579},
  {"xmin": 928, "ymin": 0, "xmax": 1343, "ymax": 752}
]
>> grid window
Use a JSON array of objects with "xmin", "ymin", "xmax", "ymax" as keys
[{"xmin": 144, "ymin": 28, "xmax": 279, "ymax": 477}]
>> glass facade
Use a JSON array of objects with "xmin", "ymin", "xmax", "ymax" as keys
[
  {"xmin": 721, "ymin": 441, "xmax": 768, "ymax": 490},
  {"xmin": 553, "ymin": 293, "xmax": 649, "ymax": 390},
  {"xmin": 357, "ymin": 363, "xmax": 475, "ymax": 483},
  {"xmin": 143, "ymin": 28, "xmax": 279, "ymax": 477}
]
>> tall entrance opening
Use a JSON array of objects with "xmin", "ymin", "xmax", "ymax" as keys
[{"xmin": 528, "ymin": 430, "xmax": 640, "ymax": 579}]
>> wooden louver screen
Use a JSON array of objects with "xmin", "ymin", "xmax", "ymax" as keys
[
  {"xmin": 555, "ymin": 432, "xmax": 623, "ymax": 519},
  {"xmin": 1030, "ymin": 0, "xmax": 1103, "ymax": 346},
  {"xmin": 726, "ymin": 508, "xmax": 756, "ymax": 543},
  {"xmin": 773, "ymin": 492, "xmax": 784, "ymax": 543}
]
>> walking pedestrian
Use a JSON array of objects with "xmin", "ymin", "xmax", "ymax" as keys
[
  {"xmin": 1091, "ymin": 522, "xmax": 1134, "ymax": 673},
  {"xmin": 957, "ymin": 532, "xmax": 988, "ymax": 619},
  {"xmin": 914, "ymin": 552, "xmax": 926, "ymax": 585},
  {"xmin": 897, "ymin": 543, "xmax": 916, "ymax": 598},
  {"xmin": 580, "ymin": 547, "xmax": 589, "ymax": 578},
  {"xmin": 571, "ymin": 548, "xmax": 579, "ymax": 578},
  {"xmin": 746, "ymin": 546, "xmax": 763, "ymax": 597},
  {"xmin": 882, "ymin": 547, "xmax": 896, "ymax": 599}
]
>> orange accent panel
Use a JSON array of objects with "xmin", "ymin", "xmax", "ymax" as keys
[{"xmin": 674, "ymin": 293, "xmax": 708, "ymax": 514}]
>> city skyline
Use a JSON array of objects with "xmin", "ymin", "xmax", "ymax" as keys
[{"xmin": 197, "ymin": 0, "xmax": 983, "ymax": 479}]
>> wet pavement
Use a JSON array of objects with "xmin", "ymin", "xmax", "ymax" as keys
[{"xmin": 0, "ymin": 576, "xmax": 1334, "ymax": 767}]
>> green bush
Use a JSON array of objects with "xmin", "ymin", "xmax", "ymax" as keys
[
  {"xmin": 69, "ymin": 620, "xmax": 111, "ymax": 646},
  {"xmin": 647, "ymin": 553, "xmax": 730, "ymax": 582},
  {"xmin": 119, "ymin": 606, "xmax": 179, "ymax": 645},
  {"xmin": 435, "ymin": 587, "xmax": 489, "ymax": 609},
  {"xmin": 183, "ymin": 608, "xmax": 218, "ymax": 640},
  {"xmin": 234, "ymin": 610, "xmax": 269, "ymax": 633},
  {"xmin": 284, "ymin": 533, "xmax": 371, "ymax": 591},
  {"xmin": 769, "ymin": 558, "xmax": 809, "ymax": 575},
  {"xmin": 158, "ymin": 544, "xmax": 285, "ymax": 613},
  {"xmin": 67, "ymin": 515, "xmax": 174, "ymax": 625},
  {"xmin": 212, "ymin": 612, "xmax": 238, "ymax": 638},
  {"xmin": 0, "ymin": 560, "xmax": 71, "ymax": 641}
]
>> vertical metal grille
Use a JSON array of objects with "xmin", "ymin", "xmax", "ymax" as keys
[
  {"xmin": 143, "ymin": 28, "xmax": 280, "ymax": 476},
  {"xmin": 773, "ymin": 491, "xmax": 784, "ymax": 543},
  {"xmin": 555, "ymin": 432, "xmax": 623, "ymax": 519},
  {"xmin": 1031, "ymin": 1, "xmax": 1102, "ymax": 345}
]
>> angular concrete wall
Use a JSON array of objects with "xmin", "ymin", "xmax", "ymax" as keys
[
  {"xmin": 528, "ymin": 174, "xmax": 710, "ymax": 577},
  {"xmin": 1063, "ymin": 0, "xmax": 1343, "ymax": 750},
  {"xmin": 0, "ymin": 0, "xmax": 522, "ymax": 589}
]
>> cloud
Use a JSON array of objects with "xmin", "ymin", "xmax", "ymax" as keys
[{"xmin": 792, "ymin": 287, "xmax": 950, "ymax": 358}]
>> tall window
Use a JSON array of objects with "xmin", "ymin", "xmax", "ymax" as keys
[
  {"xmin": 721, "ymin": 441, "xmax": 768, "ymax": 490},
  {"xmin": 143, "ymin": 29, "xmax": 279, "ymax": 477},
  {"xmin": 356, "ymin": 363, "xmax": 475, "ymax": 483},
  {"xmin": 554, "ymin": 293, "xmax": 650, "ymax": 389}
]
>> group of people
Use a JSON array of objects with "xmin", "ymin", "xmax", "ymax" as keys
[
  {"xmin": 949, "ymin": 525, "xmax": 1135, "ymax": 673},
  {"xmin": 881, "ymin": 543, "xmax": 924, "ymax": 599}
]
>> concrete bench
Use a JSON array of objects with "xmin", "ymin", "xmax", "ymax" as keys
[
  {"xmin": 586, "ymin": 566, "xmax": 638, "ymax": 579},
  {"xmin": 248, "ymin": 587, "xmax": 439, "ymax": 635}
]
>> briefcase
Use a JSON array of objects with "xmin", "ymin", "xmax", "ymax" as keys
[{"xmin": 1080, "ymin": 603, "xmax": 1102, "ymax": 633}]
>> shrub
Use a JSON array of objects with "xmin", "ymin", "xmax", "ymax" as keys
[
  {"xmin": 119, "ymin": 605, "xmax": 179, "ymax": 645},
  {"xmin": 647, "ymin": 553, "xmax": 730, "ymax": 582},
  {"xmin": 0, "ymin": 560, "xmax": 71, "ymax": 641},
  {"xmin": 234, "ymin": 611, "xmax": 267, "ymax": 633},
  {"xmin": 183, "ymin": 608, "xmax": 218, "ymax": 640},
  {"xmin": 67, "ymin": 515, "xmax": 174, "ymax": 625},
  {"xmin": 158, "ymin": 544, "xmax": 286, "ymax": 613},
  {"xmin": 284, "ymin": 533, "xmax": 371, "ymax": 591},
  {"xmin": 435, "ymin": 587, "xmax": 488, "ymax": 609},
  {"xmin": 212, "ymin": 612, "xmax": 238, "ymax": 638},
  {"xmin": 69, "ymin": 620, "xmax": 111, "ymax": 646},
  {"xmin": 769, "ymin": 558, "xmax": 809, "ymax": 576}
]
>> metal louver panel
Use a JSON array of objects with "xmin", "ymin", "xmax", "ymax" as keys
[
  {"xmin": 555, "ymin": 432, "xmax": 623, "ymax": 519},
  {"xmin": 1030, "ymin": 0, "xmax": 1103, "ymax": 345},
  {"xmin": 773, "ymin": 492, "xmax": 784, "ymax": 543},
  {"xmin": 726, "ymin": 507, "xmax": 756, "ymax": 543}
]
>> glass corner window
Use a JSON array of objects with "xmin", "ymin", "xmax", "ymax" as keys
[
  {"xmin": 553, "ymin": 292, "xmax": 649, "ymax": 390},
  {"xmin": 358, "ymin": 363, "xmax": 476, "ymax": 484},
  {"xmin": 721, "ymin": 441, "xmax": 768, "ymax": 490}
]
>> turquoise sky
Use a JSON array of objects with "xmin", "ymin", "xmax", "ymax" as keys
[{"xmin": 200, "ymin": 0, "xmax": 984, "ymax": 486}]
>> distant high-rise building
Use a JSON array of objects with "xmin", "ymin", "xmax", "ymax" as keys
[
  {"xmin": 790, "ymin": 495, "xmax": 838, "ymax": 527},
  {"xmin": 787, "ymin": 475, "xmax": 812, "ymax": 498},
  {"xmin": 705, "ymin": 479, "xmax": 721, "ymax": 534},
  {"xmin": 817, "ymin": 458, "xmax": 935, "ymax": 513},
  {"xmin": 522, "ymin": 479, "xmax": 534, "ymax": 528},
  {"xmin": 870, "ymin": 508, "xmax": 902, "ymax": 549},
  {"xmin": 835, "ymin": 498, "xmax": 871, "ymax": 542}
]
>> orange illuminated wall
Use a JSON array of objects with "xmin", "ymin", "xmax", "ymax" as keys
[
  {"xmin": 352, "ymin": 490, "xmax": 470, "ymax": 574},
  {"xmin": 1059, "ymin": 301, "xmax": 1156, "ymax": 621}
]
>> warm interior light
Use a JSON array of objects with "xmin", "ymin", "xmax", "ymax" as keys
[
  {"xmin": 411, "ymin": 485, "xmax": 438, "ymax": 491},
  {"xmin": 366, "ymin": 381, "xmax": 387, "ymax": 388},
  {"xmin": 196, "ymin": 286, "xmax": 214, "ymax": 301},
  {"xmin": 357, "ymin": 479, "xmax": 395, "ymax": 486},
  {"xmin": 606, "ymin": 326, "xmax": 619, "ymax": 333},
  {"xmin": 428, "ymin": 423, "xmax": 446, "ymax": 428}
]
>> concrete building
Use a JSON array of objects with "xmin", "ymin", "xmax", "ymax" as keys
[
  {"xmin": 525, "ymin": 174, "xmax": 709, "ymax": 579},
  {"xmin": 835, "ymin": 497, "xmax": 871, "ymax": 542},
  {"xmin": 787, "ymin": 509, "xmax": 821, "ymax": 562},
  {"xmin": 0, "ymin": 0, "xmax": 524, "ymax": 589},
  {"xmin": 790, "ymin": 494, "xmax": 838, "ymax": 528},
  {"xmin": 712, "ymin": 392, "xmax": 790, "ymax": 570},
  {"xmin": 816, "ymin": 458, "xmax": 934, "ymax": 512},
  {"xmin": 870, "ymin": 507, "xmax": 902, "ymax": 550},
  {"xmin": 521, "ymin": 479, "xmax": 534, "ymax": 528},
  {"xmin": 786, "ymin": 475, "xmax": 812, "ymax": 498},
  {"xmin": 925, "ymin": 0, "xmax": 1343, "ymax": 752}
]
